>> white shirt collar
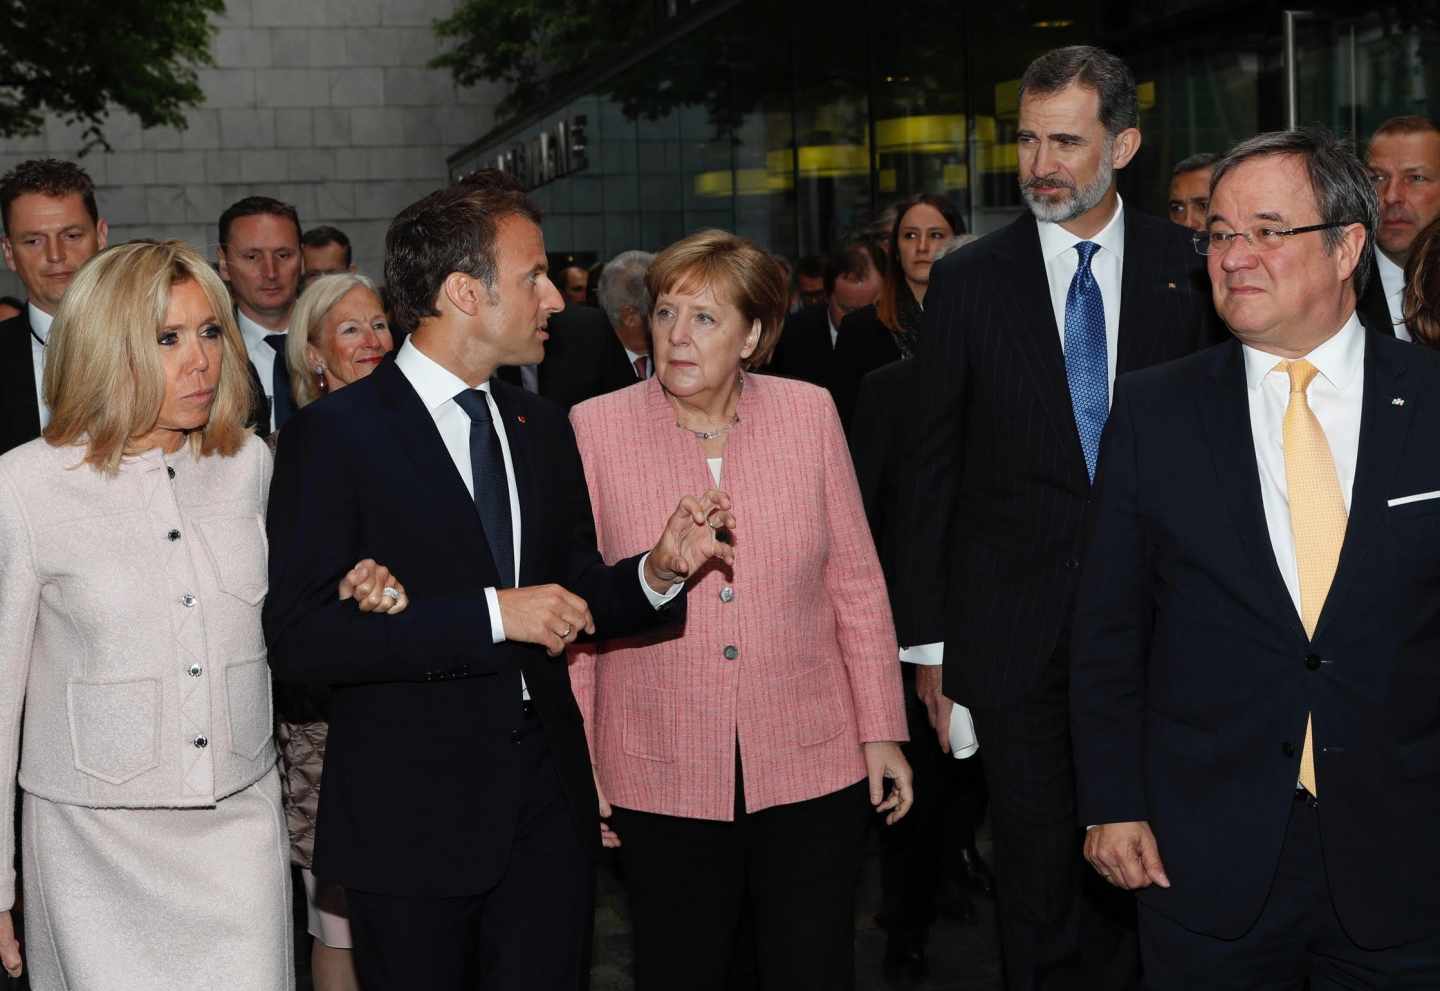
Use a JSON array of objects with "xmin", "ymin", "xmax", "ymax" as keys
[
  {"xmin": 235, "ymin": 308, "xmax": 285, "ymax": 345},
  {"xmin": 27, "ymin": 303, "xmax": 53, "ymax": 343},
  {"xmin": 394, "ymin": 337, "xmax": 489, "ymax": 412},
  {"xmin": 1376, "ymin": 251, "xmax": 1406, "ymax": 301},
  {"xmin": 1036, "ymin": 194, "xmax": 1126, "ymax": 265},
  {"xmin": 1241, "ymin": 310, "xmax": 1365, "ymax": 393}
]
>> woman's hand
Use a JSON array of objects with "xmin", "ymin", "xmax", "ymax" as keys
[
  {"xmin": 339, "ymin": 558, "xmax": 409, "ymax": 614},
  {"xmin": 594, "ymin": 767, "xmax": 621, "ymax": 849},
  {"xmin": 864, "ymin": 741, "xmax": 914, "ymax": 826},
  {"xmin": 0, "ymin": 908, "xmax": 22, "ymax": 978}
]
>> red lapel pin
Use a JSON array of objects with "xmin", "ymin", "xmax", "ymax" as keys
[{"xmin": 516, "ymin": 415, "xmax": 527, "ymax": 424}]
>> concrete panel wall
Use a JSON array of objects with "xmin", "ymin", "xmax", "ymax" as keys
[{"xmin": 0, "ymin": 0, "xmax": 502, "ymax": 297}]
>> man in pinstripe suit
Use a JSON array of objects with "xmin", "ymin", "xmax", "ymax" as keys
[{"xmin": 895, "ymin": 46, "xmax": 1223, "ymax": 990}]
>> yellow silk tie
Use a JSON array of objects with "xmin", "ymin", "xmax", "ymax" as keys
[{"xmin": 1278, "ymin": 359, "xmax": 1347, "ymax": 797}]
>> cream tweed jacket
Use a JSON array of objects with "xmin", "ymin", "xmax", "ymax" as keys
[{"xmin": 0, "ymin": 434, "xmax": 276, "ymax": 909}]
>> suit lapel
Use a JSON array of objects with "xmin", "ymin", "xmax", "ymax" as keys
[
  {"xmin": 1313, "ymin": 332, "xmax": 1414, "ymax": 640},
  {"xmin": 1116, "ymin": 213, "xmax": 1170, "ymax": 375},
  {"xmin": 1198, "ymin": 342, "xmax": 1307, "ymax": 640},
  {"xmin": 372, "ymin": 361, "xmax": 497, "ymax": 576},
  {"xmin": 993, "ymin": 216, "xmax": 1089, "ymax": 484},
  {"xmin": 488, "ymin": 383, "xmax": 541, "ymax": 587}
]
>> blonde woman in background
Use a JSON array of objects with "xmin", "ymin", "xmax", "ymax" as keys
[
  {"xmin": 276, "ymin": 271, "xmax": 394, "ymax": 991},
  {"xmin": 0, "ymin": 242, "xmax": 406, "ymax": 990}
]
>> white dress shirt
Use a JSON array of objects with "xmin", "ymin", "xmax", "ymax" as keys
[
  {"xmin": 1242, "ymin": 312, "xmax": 1364, "ymax": 612},
  {"xmin": 623, "ymin": 346, "xmax": 651, "ymax": 379},
  {"xmin": 236, "ymin": 310, "xmax": 286, "ymax": 432},
  {"xmin": 28, "ymin": 303, "xmax": 53, "ymax": 430},
  {"xmin": 393, "ymin": 339, "xmax": 679, "ymax": 653},
  {"xmin": 827, "ymin": 310, "xmax": 839, "ymax": 349},
  {"xmin": 1376, "ymin": 252, "xmax": 1413, "ymax": 342},
  {"xmin": 901, "ymin": 199, "xmax": 1129, "ymax": 672}
]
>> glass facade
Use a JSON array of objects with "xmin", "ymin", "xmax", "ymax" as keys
[{"xmin": 449, "ymin": 0, "xmax": 1440, "ymax": 263}]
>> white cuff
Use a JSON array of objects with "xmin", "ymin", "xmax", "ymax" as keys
[
  {"xmin": 485, "ymin": 586, "xmax": 505, "ymax": 644},
  {"xmin": 948, "ymin": 704, "xmax": 979, "ymax": 759},
  {"xmin": 638, "ymin": 553, "xmax": 683, "ymax": 608},
  {"xmin": 900, "ymin": 642, "xmax": 943, "ymax": 666}
]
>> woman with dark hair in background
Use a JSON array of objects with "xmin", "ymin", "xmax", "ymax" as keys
[
  {"xmin": 829, "ymin": 193, "xmax": 962, "ymax": 426},
  {"xmin": 1404, "ymin": 216, "xmax": 1440, "ymax": 347}
]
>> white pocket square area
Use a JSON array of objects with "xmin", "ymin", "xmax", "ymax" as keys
[{"xmin": 1388, "ymin": 490, "xmax": 1440, "ymax": 507}]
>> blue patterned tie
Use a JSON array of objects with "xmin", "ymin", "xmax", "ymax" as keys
[
  {"xmin": 452, "ymin": 388, "xmax": 515, "ymax": 588},
  {"xmin": 1064, "ymin": 241, "xmax": 1108, "ymax": 483}
]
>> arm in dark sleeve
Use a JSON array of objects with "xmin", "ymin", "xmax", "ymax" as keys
[
  {"xmin": 263, "ymin": 412, "xmax": 515, "ymax": 685},
  {"xmin": 893, "ymin": 257, "xmax": 968, "ymax": 647},
  {"xmin": 1070, "ymin": 379, "xmax": 1152, "ymax": 826}
]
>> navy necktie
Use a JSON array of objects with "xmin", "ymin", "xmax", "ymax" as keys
[
  {"xmin": 1063, "ymin": 241, "xmax": 1108, "ymax": 483},
  {"xmin": 452, "ymin": 388, "xmax": 515, "ymax": 588},
  {"xmin": 264, "ymin": 333, "xmax": 295, "ymax": 429}
]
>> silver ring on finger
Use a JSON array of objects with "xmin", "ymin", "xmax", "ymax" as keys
[
  {"xmin": 561, "ymin": 625, "xmax": 572, "ymax": 638},
  {"xmin": 382, "ymin": 586, "xmax": 401, "ymax": 601}
]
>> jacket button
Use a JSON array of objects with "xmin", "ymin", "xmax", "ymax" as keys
[
  {"xmin": 1305, "ymin": 653, "xmax": 1321, "ymax": 671},
  {"xmin": 1282, "ymin": 741, "xmax": 1297, "ymax": 758},
  {"xmin": 719, "ymin": 586, "xmax": 735, "ymax": 603},
  {"xmin": 167, "ymin": 529, "xmax": 181, "ymax": 542},
  {"xmin": 187, "ymin": 663, "xmax": 202, "ymax": 677},
  {"xmin": 1065, "ymin": 558, "xmax": 1080, "ymax": 570},
  {"xmin": 166, "ymin": 466, "xmax": 176, "ymax": 480},
  {"xmin": 181, "ymin": 593, "xmax": 197, "ymax": 607},
  {"xmin": 723, "ymin": 645, "xmax": 739, "ymax": 661},
  {"xmin": 193, "ymin": 735, "xmax": 208, "ymax": 749}
]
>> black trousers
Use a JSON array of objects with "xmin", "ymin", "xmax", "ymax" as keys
[
  {"xmin": 1140, "ymin": 792, "xmax": 1440, "ymax": 989},
  {"xmin": 970, "ymin": 646, "xmax": 1138, "ymax": 991},
  {"xmin": 880, "ymin": 662, "xmax": 988, "ymax": 933},
  {"xmin": 345, "ymin": 724, "xmax": 593, "ymax": 991},
  {"xmin": 609, "ymin": 763, "xmax": 870, "ymax": 991}
]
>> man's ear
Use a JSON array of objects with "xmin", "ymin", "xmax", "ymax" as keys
[
  {"xmin": 95, "ymin": 219, "xmax": 109, "ymax": 252},
  {"xmin": 441, "ymin": 271, "xmax": 483, "ymax": 316},
  {"xmin": 217, "ymin": 248, "xmax": 231, "ymax": 281},
  {"xmin": 1, "ymin": 238, "xmax": 14, "ymax": 274},
  {"xmin": 1111, "ymin": 127, "xmax": 1143, "ymax": 170},
  {"xmin": 1335, "ymin": 222, "xmax": 1368, "ymax": 287}
]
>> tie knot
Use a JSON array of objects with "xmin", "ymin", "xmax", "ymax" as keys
[
  {"xmin": 1075, "ymin": 241, "xmax": 1100, "ymax": 269},
  {"xmin": 264, "ymin": 333, "xmax": 286, "ymax": 351},
  {"xmin": 453, "ymin": 388, "xmax": 492, "ymax": 424},
  {"xmin": 1278, "ymin": 358, "xmax": 1320, "ymax": 395}
]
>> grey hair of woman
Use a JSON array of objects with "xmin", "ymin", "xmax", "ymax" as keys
[
  {"xmin": 1208, "ymin": 127, "xmax": 1380, "ymax": 298},
  {"xmin": 596, "ymin": 250, "xmax": 656, "ymax": 329},
  {"xmin": 287, "ymin": 271, "xmax": 380, "ymax": 408}
]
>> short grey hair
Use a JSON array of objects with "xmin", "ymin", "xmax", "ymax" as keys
[
  {"xmin": 597, "ymin": 250, "xmax": 655, "ymax": 328},
  {"xmin": 288, "ymin": 271, "xmax": 380, "ymax": 408},
  {"xmin": 1210, "ymin": 127, "xmax": 1379, "ymax": 298},
  {"xmin": 1171, "ymin": 151, "xmax": 1219, "ymax": 178},
  {"xmin": 1020, "ymin": 45, "xmax": 1138, "ymax": 136}
]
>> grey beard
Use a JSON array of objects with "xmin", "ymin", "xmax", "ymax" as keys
[{"xmin": 1020, "ymin": 151, "xmax": 1114, "ymax": 224}]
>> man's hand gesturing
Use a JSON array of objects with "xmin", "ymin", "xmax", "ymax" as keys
[{"xmin": 644, "ymin": 489, "xmax": 737, "ymax": 593}]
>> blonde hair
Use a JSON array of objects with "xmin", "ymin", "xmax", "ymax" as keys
[
  {"xmin": 43, "ymin": 240, "xmax": 252, "ymax": 473},
  {"xmin": 287, "ymin": 272, "xmax": 380, "ymax": 408},
  {"xmin": 645, "ymin": 229, "xmax": 787, "ymax": 369}
]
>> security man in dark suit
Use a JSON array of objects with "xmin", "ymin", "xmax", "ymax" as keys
[
  {"xmin": 895, "ymin": 46, "xmax": 1223, "ymax": 990},
  {"xmin": 769, "ymin": 237, "xmax": 885, "ymax": 401},
  {"xmin": 1074, "ymin": 127, "xmax": 1440, "ymax": 988}
]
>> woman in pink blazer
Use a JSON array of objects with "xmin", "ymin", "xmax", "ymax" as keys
[{"xmin": 569, "ymin": 229, "xmax": 911, "ymax": 991}]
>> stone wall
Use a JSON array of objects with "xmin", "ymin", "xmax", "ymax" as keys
[{"xmin": 0, "ymin": 0, "xmax": 503, "ymax": 297}]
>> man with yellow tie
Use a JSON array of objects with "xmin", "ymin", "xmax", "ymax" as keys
[{"xmin": 1071, "ymin": 126, "xmax": 1440, "ymax": 988}]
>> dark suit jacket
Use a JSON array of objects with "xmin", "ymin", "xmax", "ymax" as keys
[
  {"xmin": 535, "ymin": 303, "xmax": 638, "ymax": 410},
  {"xmin": 848, "ymin": 358, "xmax": 913, "ymax": 610},
  {"xmin": 895, "ymin": 209, "xmax": 1224, "ymax": 708},
  {"xmin": 1071, "ymin": 331, "xmax": 1440, "ymax": 947},
  {"xmin": 830, "ymin": 305, "xmax": 904, "ymax": 430},
  {"xmin": 263, "ymin": 359, "xmax": 684, "ymax": 896},
  {"xmin": 769, "ymin": 303, "xmax": 838, "ymax": 399},
  {"xmin": 1357, "ymin": 253, "xmax": 1402, "ymax": 339},
  {"xmin": 0, "ymin": 312, "xmax": 41, "ymax": 456}
]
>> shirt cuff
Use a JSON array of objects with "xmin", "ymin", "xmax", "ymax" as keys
[
  {"xmin": 638, "ymin": 553, "xmax": 683, "ymax": 609},
  {"xmin": 485, "ymin": 586, "xmax": 505, "ymax": 644},
  {"xmin": 900, "ymin": 642, "xmax": 943, "ymax": 666}
]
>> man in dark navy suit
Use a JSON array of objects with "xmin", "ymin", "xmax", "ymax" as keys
[
  {"xmin": 1074, "ymin": 128, "xmax": 1440, "ymax": 987},
  {"xmin": 264, "ymin": 172, "xmax": 735, "ymax": 991}
]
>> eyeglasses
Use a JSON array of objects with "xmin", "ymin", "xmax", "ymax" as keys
[{"xmin": 1191, "ymin": 221, "xmax": 1363, "ymax": 256}]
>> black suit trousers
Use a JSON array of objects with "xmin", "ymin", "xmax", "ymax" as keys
[
  {"xmin": 345, "ymin": 722, "xmax": 594, "ymax": 991},
  {"xmin": 1139, "ymin": 794, "xmax": 1440, "ymax": 989},
  {"xmin": 970, "ymin": 646, "xmax": 1138, "ymax": 991}
]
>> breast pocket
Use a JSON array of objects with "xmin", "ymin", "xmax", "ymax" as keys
[
  {"xmin": 193, "ymin": 514, "xmax": 269, "ymax": 605},
  {"xmin": 67, "ymin": 677, "xmax": 161, "ymax": 785}
]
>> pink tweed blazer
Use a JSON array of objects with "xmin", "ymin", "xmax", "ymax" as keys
[{"xmin": 569, "ymin": 373, "xmax": 906, "ymax": 821}]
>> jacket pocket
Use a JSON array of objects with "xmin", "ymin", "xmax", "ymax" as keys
[
  {"xmin": 622, "ymin": 685, "xmax": 676, "ymax": 763},
  {"xmin": 226, "ymin": 655, "xmax": 274, "ymax": 760},
  {"xmin": 776, "ymin": 663, "xmax": 845, "ymax": 750},
  {"xmin": 66, "ymin": 677, "xmax": 161, "ymax": 785},
  {"xmin": 193, "ymin": 514, "xmax": 268, "ymax": 605}
]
